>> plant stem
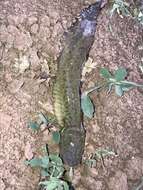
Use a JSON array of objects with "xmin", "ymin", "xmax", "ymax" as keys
[{"xmin": 85, "ymin": 83, "xmax": 107, "ymax": 95}]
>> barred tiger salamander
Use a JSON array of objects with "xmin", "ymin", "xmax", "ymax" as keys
[{"xmin": 53, "ymin": 0, "xmax": 103, "ymax": 167}]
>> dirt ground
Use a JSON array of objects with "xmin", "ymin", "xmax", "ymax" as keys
[{"xmin": 0, "ymin": 0, "xmax": 143, "ymax": 190}]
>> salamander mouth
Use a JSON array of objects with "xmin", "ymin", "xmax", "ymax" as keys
[{"xmin": 80, "ymin": 0, "xmax": 103, "ymax": 21}]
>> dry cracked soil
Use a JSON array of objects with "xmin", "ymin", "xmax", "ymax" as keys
[{"xmin": 0, "ymin": 0, "xmax": 143, "ymax": 190}]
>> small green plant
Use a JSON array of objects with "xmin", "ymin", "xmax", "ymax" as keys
[
  {"xmin": 110, "ymin": 0, "xmax": 131, "ymax": 17},
  {"xmin": 27, "ymin": 112, "xmax": 61, "ymax": 144},
  {"xmin": 81, "ymin": 67, "xmax": 143, "ymax": 118},
  {"xmin": 84, "ymin": 148, "xmax": 116, "ymax": 168},
  {"xmin": 28, "ymin": 112, "xmax": 49, "ymax": 131},
  {"xmin": 100, "ymin": 67, "xmax": 143, "ymax": 96},
  {"xmin": 25, "ymin": 146, "xmax": 69, "ymax": 190},
  {"xmin": 133, "ymin": 9, "xmax": 143, "ymax": 25},
  {"xmin": 110, "ymin": 0, "xmax": 143, "ymax": 25}
]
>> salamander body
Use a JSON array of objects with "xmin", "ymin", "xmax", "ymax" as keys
[{"xmin": 53, "ymin": 1, "xmax": 103, "ymax": 167}]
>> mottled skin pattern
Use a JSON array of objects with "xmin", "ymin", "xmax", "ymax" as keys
[{"xmin": 53, "ymin": 1, "xmax": 103, "ymax": 167}]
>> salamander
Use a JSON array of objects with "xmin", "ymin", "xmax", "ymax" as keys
[{"xmin": 53, "ymin": 0, "xmax": 103, "ymax": 167}]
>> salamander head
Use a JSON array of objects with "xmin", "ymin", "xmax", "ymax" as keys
[
  {"xmin": 80, "ymin": 0, "xmax": 103, "ymax": 21},
  {"xmin": 79, "ymin": 0, "xmax": 104, "ymax": 37}
]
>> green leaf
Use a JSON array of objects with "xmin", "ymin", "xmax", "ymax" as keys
[
  {"xmin": 41, "ymin": 169, "xmax": 50, "ymax": 177},
  {"xmin": 25, "ymin": 158, "xmax": 42, "ymax": 167},
  {"xmin": 120, "ymin": 83, "xmax": 133, "ymax": 91},
  {"xmin": 48, "ymin": 155, "xmax": 64, "ymax": 178},
  {"xmin": 39, "ymin": 180, "xmax": 58, "ymax": 190},
  {"xmin": 49, "ymin": 154, "xmax": 63, "ymax": 166},
  {"xmin": 84, "ymin": 159, "xmax": 97, "ymax": 168},
  {"xmin": 95, "ymin": 149, "xmax": 116, "ymax": 160},
  {"xmin": 115, "ymin": 85, "xmax": 123, "ymax": 96},
  {"xmin": 52, "ymin": 131, "xmax": 60, "ymax": 144},
  {"xmin": 27, "ymin": 122, "xmax": 40, "ymax": 131},
  {"xmin": 110, "ymin": 3, "xmax": 120, "ymax": 16},
  {"xmin": 81, "ymin": 94, "xmax": 94, "ymax": 118},
  {"xmin": 100, "ymin": 68, "xmax": 113, "ymax": 79},
  {"xmin": 114, "ymin": 68, "xmax": 127, "ymax": 81},
  {"xmin": 62, "ymin": 181, "xmax": 69, "ymax": 190},
  {"xmin": 41, "ymin": 156, "xmax": 49, "ymax": 168},
  {"xmin": 25, "ymin": 156, "xmax": 49, "ymax": 168}
]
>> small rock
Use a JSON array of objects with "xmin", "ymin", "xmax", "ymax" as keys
[
  {"xmin": 138, "ymin": 45, "xmax": 143, "ymax": 50},
  {"xmin": 43, "ymin": 129, "xmax": 51, "ymax": 142},
  {"xmin": 30, "ymin": 23, "xmax": 39, "ymax": 34},
  {"xmin": 41, "ymin": 59, "xmax": 50, "ymax": 75},
  {"xmin": 0, "ymin": 112, "xmax": 12, "ymax": 130},
  {"xmin": 0, "ymin": 24, "xmax": 8, "ymax": 43},
  {"xmin": 38, "ymin": 26, "xmax": 51, "ymax": 40},
  {"xmin": 48, "ymin": 10, "xmax": 60, "ymax": 24},
  {"xmin": 52, "ymin": 22, "xmax": 64, "ymax": 38},
  {"xmin": 24, "ymin": 142, "xmax": 34, "ymax": 160},
  {"xmin": 4, "ymin": 73, "xmax": 13, "ymax": 83},
  {"xmin": 82, "ymin": 57, "xmax": 97, "ymax": 80},
  {"xmin": 0, "ymin": 179, "xmax": 5, "ymax": 190},
  {"xmin": 14, "ymin": 31, "xmax": 33, "ymax": 51},
  {"xmin": 0, "ymin": 153, "xmax": 5, "ymax": 165},
  {"xmin": 89, "ymin": 167, "xmax": 99, "ymax": 178},
  {"xmin": 29, "ymin": 49, "xmax": 41, "ymax": 71},
  {"xmin": 27, "ymin": 16, "xmax": 38, "ymax": 26},
  {"xmin": 91, "ymin": 122, "xmax": 100, "ymax": 134},
  {"xmin": 5, "ymin": 34, "xmax": 15, "ymax": 49},
  {"xmin": 8, "ymin": 79, "xmax": 24, "ymax": 94},
  {"xmin": 40, "ymin": 15, "xmax": 51, "ymax": 27},
  {"xmin": 6, "ymin": 25, "xmax": 20, "ymax": 48},
  {"xmin": 83, "ymin": 177, "xmax": 103, "ymax": 190},
  {"xmin": 109, "ymin": 170, "xmax": 128, "ymax": 190},
  {"xmin": 7, "ymin": 15, "xmax": 26, "ymax": 26},
  {"xmin": 14, "ymin": 55, "xmax": 30, "ymax": 73}
]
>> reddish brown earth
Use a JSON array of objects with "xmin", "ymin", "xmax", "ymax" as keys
[{"xmin": 0, "ymin": 0, "xmax": 143, "ymax": 190}]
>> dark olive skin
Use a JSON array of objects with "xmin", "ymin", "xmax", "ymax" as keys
[{"xmin": 53, "ymin": 1, "xmax": 103, "ymax": 167}]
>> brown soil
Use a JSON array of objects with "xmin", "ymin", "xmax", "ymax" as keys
[{"xmin": 0, "ymin": 0, "xmax": 143, "ymax": 190}]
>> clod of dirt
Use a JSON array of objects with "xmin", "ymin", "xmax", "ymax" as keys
[
  {"xmin": 7, "ymin": 15, "xmax": 26, "ymax": 26},
  {"xmin": 14, "ymin": 54, "xmax": 30, "ymax": 73},
  {"xmin": 40, "ymin": 15, "xmax": 51, "ymax": 27},
  {"xmin": 109, "ymin": 170, "xmax": 128, "ymax": 190},
  {"xmin": 29, "ymin": 48, "xmax": 41, "ymax": 71},
  {"xmin": 125, "ymin": 156, "xmax": 143, "ymax": 180},
  {"xmin": 0, "ymin": 179, "xmax": 5, "ymax": 190},
  {"xmin": 27, "ymin": 16, "xmax": 38, "ymax": 26},
  {"xmin": 30, "ymin": 24, "xmax": 39, "ymax": 34},
  {"xmin": 13, "ymin": 31, "xmax": 33, "ymax": 51},
  {"xmin": 24, "ymin": 142, "xmax": 34, "ymax": 160},
  {"xmin": 8, "ymin": 79, "xmax": 24, "ymax": 94},
  {"xmin": 82, "ymin": 177, "xmax": 103, "ymax": 190}
]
